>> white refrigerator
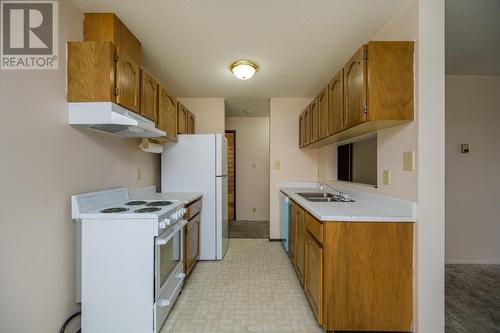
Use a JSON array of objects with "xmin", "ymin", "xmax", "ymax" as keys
[{"xmin": 162, "ymin": 134, "xmax": 228, "ymax": 260}]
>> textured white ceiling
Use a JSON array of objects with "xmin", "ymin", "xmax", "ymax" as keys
[
  {"xmin": 225, "ymin": 98, "xmax": 270, "ymax": 117},
  {"xmin": 70, "ymin": 0, "xmax": 408, "ymax": 100},
  {"xmin": 446, "ymin": 0, "xmax": 500, "ymax": 75}
]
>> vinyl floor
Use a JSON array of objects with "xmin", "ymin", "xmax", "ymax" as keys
[
  {"xmin": 446, "ymin": 264, "xmax": 500, "ymax": 333},
  {"xmin": 161, "ymin": 239, "xmax": 323, "ymax": 333},
  {"xmin": 228, "ymin": 220, "xmax": 270, "ymax": 239}
]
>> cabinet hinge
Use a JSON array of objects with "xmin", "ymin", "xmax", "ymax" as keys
[
  {"xmin": 364, "ymin": 104, "xmax": 368, "ymax": 114},
  {"xmin": 114, "ymin": 87, "xmax": 119, "ymax": 96},
  {"xmin": 114, "ymin": 52, "xmax": 119, "ymax": 62}
]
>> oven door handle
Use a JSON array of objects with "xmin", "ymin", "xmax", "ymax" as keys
[
  {"xmin": 158, "ymin": 272, "xmax": 186, "ymax": 307},
  {"xmin": 156, "ymin": 219, "xmax": 188, "ymax": 246}
]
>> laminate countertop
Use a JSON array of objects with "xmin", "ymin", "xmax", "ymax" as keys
[
  {"xmin": 281, "ymin": 184, "xmax": 416, "ymax": 223},
  {"xmin": 129, "ymin": 186, "xmax": 202, "ymax": 205}
]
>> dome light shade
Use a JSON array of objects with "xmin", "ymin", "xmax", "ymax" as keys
[{"xmin": 229, "ymin": 60, "xmax": 259, "ymax": 80}]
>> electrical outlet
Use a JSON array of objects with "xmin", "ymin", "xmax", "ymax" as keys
[
  {"xmin": 403, "ymin": 151, "xmax": 414, "ymax": 171},
  {"xmin": 274, "ymin": 161, "xmax": 280, "ymax": 170},
  {"xmin": 136, "ymin": 168, "xmax": 142, "ymax": 181},
  {"xmin": 383, "ymin": 170, "xmax": 390, "ymax": 185},
  {"xmin": 252, "ymin": 207, "xmax": 256, "ymax": 213}
]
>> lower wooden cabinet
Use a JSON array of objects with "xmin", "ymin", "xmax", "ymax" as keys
[
  {"xmin": 291, "ymin": 204, "xmax": 414, "ymax": 332},
  {"xmin": 184, "ymin": 212, "xmax": 200, "ymax": 276},
  {"xmin": 293, "ymin": 202, "xmax": 305, "ymax": 284},
  {"xmin": 304, "ymin": 230, "xmax": 323, "ymax": 324},
  {"xmin": 288, "ymin": 203, "xmax": 296, "ymax": 260}
]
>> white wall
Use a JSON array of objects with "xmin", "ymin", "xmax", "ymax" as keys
[
  {"xmin": 445, "ymin": 76, "xmax": 500, "ymax": 264},
  {"xmin": 177, "ymin": 98, "xmax": 225, "ymax": 134},
  {"xmin": 269, "ymin": 98, "xmax": 318, "ymax": 239},
  {"xmin": 225, "ymin": 117, "xmax": 270, "ymax": 221},
  {"xmin": 0, "ymin": 1, "xmax": 160, "ymax": 332}
]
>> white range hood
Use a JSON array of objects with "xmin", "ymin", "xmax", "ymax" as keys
[{"xmin": 68, "ymin": 102, "xmax": 166, "ymax": 138}]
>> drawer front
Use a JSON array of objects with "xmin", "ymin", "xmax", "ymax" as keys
[
  {"xmin": 305, "ymin": 212, "xmax": 323, "ymax": 244},
  {"xmin": 184, "ymin": 198, "xmax": 202, "ymax": 220}
]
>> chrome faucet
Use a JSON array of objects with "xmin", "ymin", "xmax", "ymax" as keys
[{"xmin": 319, "ymin": 183, "xmax": 350, "ymax": 201}]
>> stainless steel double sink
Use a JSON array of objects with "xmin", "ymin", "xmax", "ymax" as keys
[{"xmin": 297, "ymin": 192, "xmax": 355, "ymax": 203}]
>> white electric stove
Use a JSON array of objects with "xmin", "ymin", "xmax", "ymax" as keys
[{"xmin": 72, "ymin": 187, "xmax": 187, "ymax": 333}]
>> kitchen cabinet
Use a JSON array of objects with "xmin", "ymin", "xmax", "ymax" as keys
[
  {"xmin": 299, "ymin": 41, "xmax": 414, "ymax": 148},
  {"xmin": 288, "ymin": 202, "xmax": 296, "ymax": 260},
  {"xmin": 139, "ymin": 68, "xmax": 158, "ymax": 121},
  {"xmin": 187, "ymin": 112, "xmax": 196, "ymax": 134},
  {"xmin": 318, "ymin": 87, "xmax": 329, "ymax": 140},
  {"xmin": 304, "ymin": 107, "xmax": 311, "ymax": 146},
  {"xmin": 299, "ymin": 112, "xmax": 305, "ymax": 148},
  {"xmin": 290, "ymin": 201, "xmax": 413, "ymax": 332},
  {"xmin": 184, "ymin": 198, "xmax": 202, "ymax": 276},
  {"xmin": 328, "ymin": 69, "xmax": 344, "ymax": 135},
  {"xmin": 157, "ymin": 86, "xmax": 178, "ymax": 141},
  {"xmin": 304, "ymin": 229, "xmax": 323, "ymax": 324},
  {"xmin": 71, "ymin": 13, "xmax": 141, "ymax": 113},
  {"xmin": 309, "ymin": 98, "xmax": 319, "ymax": 143},
  {"xmin": 291, "ymin": 201, "xmax": 305, "ymax": 284},
  {"xmin": 177, "ymin": 102, "xmax": 188, "ymax": 134}
]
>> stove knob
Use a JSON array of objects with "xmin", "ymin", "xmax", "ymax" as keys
[
  {"xmin": 159, "ymin": 221, "xmax": 166, "ymax": 229},
  {"xmin": 170, "ymin": 213, "xmax": 176, "ymax": 220}
]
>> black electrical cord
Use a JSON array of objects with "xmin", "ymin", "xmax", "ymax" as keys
[{"xmin": 59, "ymin": 310, "xmax": 81, "ymax": 333}]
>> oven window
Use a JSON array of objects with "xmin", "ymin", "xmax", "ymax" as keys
[{"xmin": 159, "ymin": 232, "xmax": 181, "ymax": 288}]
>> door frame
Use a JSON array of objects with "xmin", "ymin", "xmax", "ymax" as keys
[{"xmin": 225, "ymin": 130, "xmax": 236, "ymax": 221}]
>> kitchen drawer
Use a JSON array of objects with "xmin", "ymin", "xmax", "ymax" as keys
[
  {"xmin": 305, "ymin": 212, "xmax": 323, "ymax": 244},
  {"xmin": 184, "ymin": 198, "xmax": 202, "ymax": 220}
]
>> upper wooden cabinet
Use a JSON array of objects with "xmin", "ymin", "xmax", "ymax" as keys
[
  {"xmin": 309, "ymin": 98, "xmax": 319, "ymax": 143},
  {"xmin": 177, "ymin": 102, "xmax": 188, "ymax": 134},
  {"xmin": 318, "ymin": 87, "xmax": 329, "ymax": 140},
  {"xmin": 82, "ymin": 13, "xmax": 141, "ymax": 113},
  {"xmin": 328, "ymin": 69, "xmax": 344, "ymax": 135},
  {"xmin": 299, "ymin": 112, "xmax": 306, "ymax": 148},
  {"xmin": 300, "ymin": 41, "xmax": 414, "ymax": 148},
  {"xmin": 187, "ymin": 112, "xmax": 195, "ymax": 134},
  {"xmin": 139, "ymin": 68, "xmax": 158, "ymax": 121},
  {"xmin": 157, "ymin": 86, "xmax": 178, "ymax": 141}
]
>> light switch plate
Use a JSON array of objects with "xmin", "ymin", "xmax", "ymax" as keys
[
  {"xmin": 252, "ymin": 207, "xmax": 256, "ymax": 213},
  {"xmin": 383, "ymin": 170, "xmax": 390, "ymax": 185},
  {"xmin": 403, "ymin": 151, "xmax": 414, "ymax": 171},
  {"xmin": 252, "ymin": 163, "xmax": 257, "ymax": 169},
  {"xmin": 274, "ymin": 161, "xmax": 280, "ymax": 170}
]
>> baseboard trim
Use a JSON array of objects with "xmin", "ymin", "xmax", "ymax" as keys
[
  {"xmin": 446, "ymin": 259, "xmax": 500, "ymax": 265},
  {"xmin": 268, "ymin": 238, "xmax": 283, "ymax": 242}
]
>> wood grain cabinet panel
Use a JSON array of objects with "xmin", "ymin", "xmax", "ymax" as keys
[
  {"xmin": 177, "ymin": 103, "xmax": 188, "ymax": 134},
  {"xmin": 184, "ymin": 212, "xmax": 200, "ymax": 276},
  {"xmin": 140, "ymin": 69, "xmax": 158, "ymax": 121},
  {"xmin": 318, "ymin": 87, "xmax": 329, "ymax": 139},
  {"xmin": 304, "ymin": 231, "xmax": 323, "ymax": 325},
  {"xmin": 288, "ymin": 203, "xmax": 296, "ymax": 261},
  {"xmin": 294, "ymin": 202, "xmax": 305, "ymax": 284},
  {"xmin": 304, "ymin": 107, "xmax": 311, "ymax": 146},
  {"xmin": 344, "ymin": 45, "xmax": 367, "ymax": 129},
  {"xmin": 187, "ymin": 111, "xmax": 196, "ymax": 134},
  {"xmin": 157, "ymin": 86, "xmax": 178, "ymax": 141},
  {"xmin": 82, "ymin": 13, "xmax": 141, "ymax": 113},
  {"xmin": 67, "ymin": 41, "xmax": 116, "ymax": 102},
  {"xmin": 299, "ymin": 112, "xmax": 305, "ymax": 148},
  {"xmin": 328, "ymin": 70, "xmax": 344, "ymax": 135},
  {"xmin": 309, "ymin": 98, "xmax": 319, "ymax": 143}
]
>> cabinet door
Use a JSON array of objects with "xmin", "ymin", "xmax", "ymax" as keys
[
  {"xmin": 318, "ymin": 87, "xmax": 329, "ymax": 139},
  {"xmin": 305, "ymin": 231, "xmax": 323, "ymax": 324},
  {"xmin": 328, "ymin": 70, "xmax": 344, "ymax": 135},
  {"xmin": 158, "ymin": 86, "xmax": 178, "ymax": 141},
  {"xmin": 187, "ymin": 112, "xmax": 196, "ymax": 134},
  {"xmin": 184, "ymin": 214, "xmax": 200, "ymax": 276},
  {"xmin": 289, "ymin": 203, "xmax": 296, "ymax": 260},
  {"xmin": 116, "ymin": 22, "xmax": 141, "ymax": 113},
  {"xmin": 177, "ymin": 103, "xmax": 188, "ymax": 134},
  {"xmin": 299, "ymin": 112, "xmax": 304, "ymax": 148},
  {"xmin": 295, "ymin": 204, "xmax": 305, "ymax": 283},
  {"xmin": 139, "ymin": 69, "xmax": 158, "ymax": 121},
  {"xmin": 304, "ymin": 108, "xmax": 311, "ymax": 146},
  {"xmin": 343, "ymin": 45, "xmax": 367, "ymax": 129},
  {"xmin": 310, "ymin": 98, "xmax": 319, "ymax": 143}
]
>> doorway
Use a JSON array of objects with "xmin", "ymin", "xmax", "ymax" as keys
[{"xmin": 225, "ymin": 130, "xmax": 236, "ymax": 221}]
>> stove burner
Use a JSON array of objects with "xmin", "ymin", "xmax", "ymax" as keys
[
  {"xmin": 126, "ymin": 201, "xmax": 147, "ymax": 206},
  {"xmin": 135, "ymin": 207, "xmax": 161, "ymax": 213},
  {"xmin": 146, "ymin": 201, "xmax": 173, "ymax": 207},
  {"xmin": 101, "ymin": 207, "xmax": 128, "ymax": 213}
]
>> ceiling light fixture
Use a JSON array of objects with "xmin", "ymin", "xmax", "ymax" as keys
[{"xmin": 229, "ymin": 60, "xmax": 259, "ymax": 80}]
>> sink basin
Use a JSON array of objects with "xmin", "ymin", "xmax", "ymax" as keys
[{"xmin": 297, "ymin": 192, "xmax": 355, "ymax": 203}]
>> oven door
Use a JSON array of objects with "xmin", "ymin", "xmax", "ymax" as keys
[{"xmin": 155, "ymin": 219, "xmax": 187, "ymax": 299}]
